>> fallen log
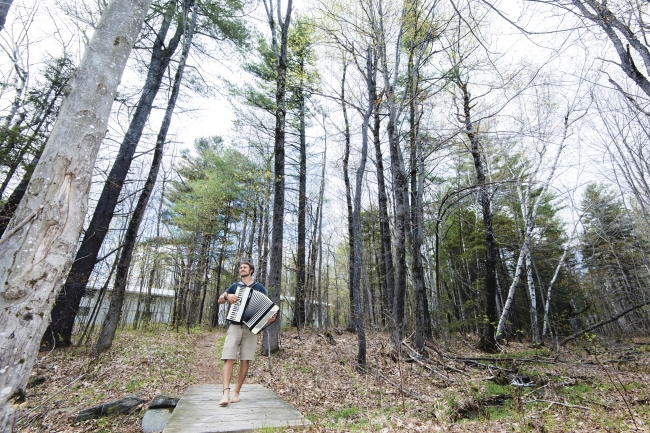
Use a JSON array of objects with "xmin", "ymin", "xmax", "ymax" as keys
[{"xmin": 74, "ymin": 392, "xmax": 146, "ymax": 422}]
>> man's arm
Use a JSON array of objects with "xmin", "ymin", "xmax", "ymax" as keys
[{"xmin": 218, "ymin": 284, "xmax": 238, "ymax": 305}]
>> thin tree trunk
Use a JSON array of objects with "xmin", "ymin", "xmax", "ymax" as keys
[
  {"xmin": 372, "ymin": 64, "xmax": 394, "ymax": 329},
  {"xmin": 246, "ymin": 206, "xmax": 256, "ymax": 257},
  {"xmin": 542, "ymin": 229, "xmax": 575, "ymax": 338},
  {"xmin": 0, "ymin": 0, "xmax": 150, "ymax": 426},
  {"xmin": 459, "ymin": 80, "xmax": 498, "ymax": 353},
  {"xmin": 407, "ymin": 50, "xmax": 430, "ymax": 352},
  {"xmin": 374, "ymin": 0, "xmax": 407, "ymax": 351},
  {"xmin": 340, "ymin": 60, "xmax": 356, "ymax": 333},
  {"xmin": 211, "ymin": 212, "xmax": 231, "ymax": 327},
  {"xmin": 94, "ymin": 1, "xmax": 196, "ymax": 353},
  {"xmin": 198, "ymin": 233, "xmax": 212, "ymax": 325},
  {"xmin": 0, "ymin": 150, "xmax": 41, "ymax": 238},
  {"xmin": 350, "ymin": 45, "xmax": 373, "ymax": 369},
  {"xmin": 259, "ymin": 194, "xmax": 270, "ymax": 286},
  {"xmin": 294, "ymin": 61, "xmax": 307, "ymax": 329}
]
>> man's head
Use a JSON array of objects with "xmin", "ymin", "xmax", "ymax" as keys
[{"xmin": 239, "ymin": 259, "xmax": 255, "ymax": 277}]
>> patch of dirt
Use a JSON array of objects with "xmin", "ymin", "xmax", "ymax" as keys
[{"xmin": 192, "ymin": 331, "xmax": 222, "ymax": 385}]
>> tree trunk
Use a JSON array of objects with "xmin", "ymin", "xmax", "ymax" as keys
[
  {"xmin": 0, "ymin": 0, "xmax": 150, "ymax": 426},
  {"xmin": 94, "ymin": 1, "xmax": 196, "ymax": 353},
  {"xmin": 496, "ymin": 113, "xmax": 569, "ymax": 341},
  {"xmin": 0, "ymin": 0, "xmax": 13, "ymax": 31},
  {"xmin": 407, "ymin": 50, "xmax": 430, "ymax": 352},
  {"xmin": 350, "ymin": 46, "xmax": 373, "ymax": 369},
  {"xmin": 374, "ymin": 0, "xmax": 407, "ymax": 351},
  {"xmin": 372, "ymin": 61, "xmax": 394, "ymax": 329},
  {"xmin": 44, "ymin": 1, "xmax": 186, "ymax": 349},
  {"xmin": 460, "ymin": 81, "xmax": 498, "ymax": 353},
  {"xmin": 262, "ymin": 0, "xmax": 293, "ymax": 355},
  {"xmin": 246, "ymin": 206, "xmax": 256, "ymax": 257},
  {"xmin": 294, "ymin": 62, "xmax": 307, "ymax": 329},
  {"xmin": 339, "ymin": 60, "xmax": 356, "ymax": 333},
  {"xmin": 197, "ymin": 233, "xmax": 212, "ymax": 325},
  {"xmin": 211, "ymin": 212, "xmax": 231, "ymax": 327}
]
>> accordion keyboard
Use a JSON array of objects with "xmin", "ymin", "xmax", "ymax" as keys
[{"xmin": 226, "ymin": 285, "xmax": 250, "ymax": 322}]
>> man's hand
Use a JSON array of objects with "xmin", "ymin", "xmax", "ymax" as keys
[
  {"xmin": 226, "ymin": 293, "xmax": 238, "ymax": 304},
  {"xmin": 266, "ymin": 314, "xmax": 277, "ymax": 325}
]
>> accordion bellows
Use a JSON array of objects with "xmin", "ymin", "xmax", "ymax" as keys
[{"xmin": 227, "ymin": 285, "xmax": 279, "ymax": 334}]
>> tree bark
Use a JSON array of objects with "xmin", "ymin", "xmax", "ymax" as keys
[
  {"xmin": 294, "ymin": 57, "xmax": 307, "ymax": 329},
  {"xmin": 372, "ymin": 61, "xmax": 394, "ymax": 329},
  {"xmin": 459, "ymin": 80, "xmax": 498, "ymax": 353},
  {"xmin": 374, "ymin": 0, "xmax": 407, "ymax": 351},
  {"xmin": 211, "ymin": 211, "xmax": 231, "ymax": 327},
  {"xmin": 43, "ymin": 1, "xmax": 186, "ymax": 349},
  {"xmin": 350, "ymin": 45, "xmax": 373, "ymax": 369},
  {"xmin": 407, "ymin": 48, "xmax": 430, "ymax": 352},
  {"xmin": 339, "ymin": 60, "xmax": 356, "ymax": 332},
  {"xmin": 262, "ymin": 0, "xmax": 293, "ymax": 354},
  {"xmin": 0, "ymin": 0, "xmax": 150, "ymax": 426},
  {"xmin": 94, "ymin": 1, "xmax": 196, "ymax": 353},
  {"xmin": 0, "ymin": 0, "xmax": 13, "ymax": 31}
]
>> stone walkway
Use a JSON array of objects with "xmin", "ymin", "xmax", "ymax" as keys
[{"xmin": 162, "ymin": 384, "xmax": 311, "ymax": 433}]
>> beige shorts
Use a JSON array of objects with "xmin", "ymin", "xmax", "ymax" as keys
[{"xmin": 221, "ymin": 324, "xmax": 258, "ymax": 361}]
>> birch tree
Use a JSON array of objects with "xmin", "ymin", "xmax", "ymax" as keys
[{"xmin": 0, "ymin": 0, "xmax": 150, "ymax": 427}]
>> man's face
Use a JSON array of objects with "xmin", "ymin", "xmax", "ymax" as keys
[{"xmin": 239, "ymin": 264, "xmax": 252, "ymax": 277}]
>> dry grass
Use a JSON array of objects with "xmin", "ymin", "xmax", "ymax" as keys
[{"xmin": 15, "ymin": 325, "xmax": 650, "ymax": 432}]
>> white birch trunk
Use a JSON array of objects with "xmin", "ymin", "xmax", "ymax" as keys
[
  {"xmin": 496, "ymin": 243, "xmax": 527, "ymax": 338},
  {"xmin": 525, "ymin": 246, "xmax": 539, "ymax": 343},
  {"xmin": 0, "ymin": 0, "xmax": 150, "ymax": 428},
  {"xmin": 541, "ymin": 245, "xmax": 569, "ymax": 338}
]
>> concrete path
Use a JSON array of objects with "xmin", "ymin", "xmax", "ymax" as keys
[{"xmin": 162, "ymin": 384, "xmax": 311, "ymax": 433}]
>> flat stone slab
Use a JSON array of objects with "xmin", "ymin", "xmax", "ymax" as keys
[
  {"xmin": 142, "ymin": 408, "xmax": 174, "ymax": 433},
  {"xmin": 163, "ymin": 384, "xmax": 310, "ymax": 433}
]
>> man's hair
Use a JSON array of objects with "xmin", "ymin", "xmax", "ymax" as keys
[{"xmin": 240, "ymin": 259, "xmax": 255, "ymax": 275}]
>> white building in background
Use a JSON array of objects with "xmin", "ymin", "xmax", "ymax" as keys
[{"xmin": 74, "ymin": 285, "xmax": 176, "ymax": 330}]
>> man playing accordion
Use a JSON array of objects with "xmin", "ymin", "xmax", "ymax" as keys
[{"xmin": 217, "ymin": 259, "xmax": 276, "ymax": 406}]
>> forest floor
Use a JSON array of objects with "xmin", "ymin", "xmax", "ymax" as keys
[{"xmin": 15, "ymin": 326, "xmax": 650, "ymax": 432}]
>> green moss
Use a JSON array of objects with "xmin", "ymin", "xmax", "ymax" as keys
[
  {"xmin": 483, "ymin": 401, "xmax": 512, "ymax": 420},
  {"xmin": 484, "ymin": 382, "xmax": 510, "ymax": 396}
]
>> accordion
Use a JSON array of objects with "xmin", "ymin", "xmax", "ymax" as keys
[{"xmin": 226, "ymin": 285, "xmax": 279, "ymax": 334}]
